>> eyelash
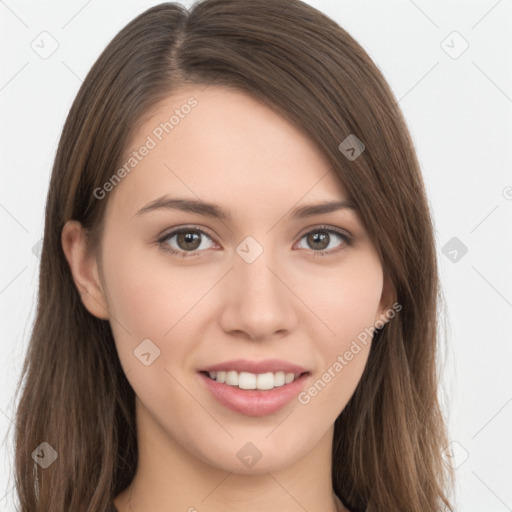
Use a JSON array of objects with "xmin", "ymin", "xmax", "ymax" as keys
[{"xmin": 156, "ymin": 225, "xmax": 352, "ymax": 259}]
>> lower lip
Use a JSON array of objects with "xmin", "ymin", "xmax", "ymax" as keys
[{"xmin": 197, "ymin": 372, "xmax": 311, "ymax": 416}]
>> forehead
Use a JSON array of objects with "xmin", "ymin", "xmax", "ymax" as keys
[{"xmin": 109, "ymin": 85, "xmax": 350, "ymax": 221}]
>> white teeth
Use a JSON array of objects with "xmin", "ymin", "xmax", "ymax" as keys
[
  {"xmin": 273, "ymin": 371, "xmax": 286, "ymax": 387},
  {"xmin": 226, "ymin": 370, "xmax": 239, "ymax": 386},
  {"xmin": 206, "ymin": 370, "xmax": 302, "ymax": 390},
  {"xmin": 239, "ymin": 372, "xmax": 257, "ymax": 389},
  {"xmin": 257, "ymin": 372, "xmax": 275, "ymax": 390}
]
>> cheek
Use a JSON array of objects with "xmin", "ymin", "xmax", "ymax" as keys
[
  {"xmin": 295, "ymin": 255, "xmax": 382, "ymax": 409},
  {"xmin": 101, "ymin": 243, "xmax": 199, "ymax": 400},
  {"xmin": 102, "ymin": 240, "xmax": 194, "ymax": 336},
  {"xmin": 299, "ymin": 254, "xmax": 383, "ymax": 346},
  {"xmin": 101, "ymin": 239, "xmax": 221, "ymax": 379}
]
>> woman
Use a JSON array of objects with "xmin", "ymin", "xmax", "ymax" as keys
[{"xmin": 12, "ymin": 0, "xmax": 455, "ymax": 510}]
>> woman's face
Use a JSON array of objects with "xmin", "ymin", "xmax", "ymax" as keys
[{"xmin": 66, "ymin": 85, "xmax": 392, "ymax": 474}]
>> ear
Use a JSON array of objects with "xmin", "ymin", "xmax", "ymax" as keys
[
  {"xmin": 61, "ymin": 220, "xmax": 110, "ymax": 320},
  {"xmin": 374, "ymin": 271, "xmax": 397, "ymax": 328}
]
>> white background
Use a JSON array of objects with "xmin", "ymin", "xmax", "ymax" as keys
[{"xmin": 1, "ymin": 0, "xmax": 511, "ymax": 510}]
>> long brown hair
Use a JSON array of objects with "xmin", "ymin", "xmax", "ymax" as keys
[{"xmin": 11, "ymin": 1, "xmax": 455, "ymax": 510}]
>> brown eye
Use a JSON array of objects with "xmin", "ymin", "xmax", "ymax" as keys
[
  {"xmin": 305, "ymin": 231, "xmax": 330, "ymax": 250},
  {"xmin": 296, "ymin": 226, "xmax": 351, "ymax": 255},
  {"xmin": 158, "ymin": 227, "xmax": 215, "ymax": 257},
  {"xmin": 176, "ymin": 231, "xmax": 202, "ymax": 251}
]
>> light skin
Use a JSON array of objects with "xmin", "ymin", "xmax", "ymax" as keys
[{"xmin": 62, "ymin": 85, "xmax": 394, "ymax": 512}]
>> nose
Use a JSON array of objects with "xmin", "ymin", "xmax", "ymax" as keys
[{"xmin": 217, "ymin": 247, "xmax": 298, "ymax": 342}]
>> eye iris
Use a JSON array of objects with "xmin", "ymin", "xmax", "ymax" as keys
[
  {"xmin": 177, "ymin": 231, "xmax": 201, "ymax": 251},
  {"xmin": 307, "ymin": 231, "xmax": 329, "ymax": 250}
]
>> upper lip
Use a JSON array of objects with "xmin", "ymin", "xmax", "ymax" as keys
[{"xmin": 199, "ymin": 358, "xmax": 310, "ymax": 375}]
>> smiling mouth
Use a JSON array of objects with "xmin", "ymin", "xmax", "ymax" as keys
[{"xmin": 199, "ymin": 370, "xmax": 310, "ymax": 391}]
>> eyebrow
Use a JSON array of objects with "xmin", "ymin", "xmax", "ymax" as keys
[{"xmin": 134, "ymin": 195, "xmax": 358, "ymax": 221}]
